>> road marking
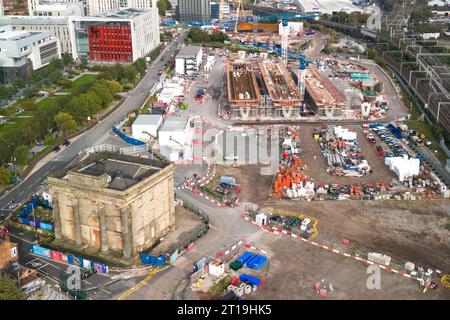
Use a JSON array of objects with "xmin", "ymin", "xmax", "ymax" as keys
[
  {"xmin": 83, "ymin": 279, "xmax": 92, "ymax": 285},
  {"xmin": 38, "ymin": 263, "xmax": 49, "ymax": 270},
  {"xmin": 26, "ymin": 258, "xmax": 39, "ymax": 265},
  {"xmin": 117, "ymin": 265, "xmax": 170, "ymax": 300},
  {"xmin": 100, "ymin": 288, "xmax": 111, "ymax": 295}
]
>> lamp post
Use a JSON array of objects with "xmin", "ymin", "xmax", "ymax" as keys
[{"xmin": 8, "ymin": 143, "xmax": 16, "ymax": 185}]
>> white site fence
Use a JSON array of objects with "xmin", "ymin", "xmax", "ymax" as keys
[{"xmin": 83, "ymin": 144, "xmax": 149, "ymax": 156}]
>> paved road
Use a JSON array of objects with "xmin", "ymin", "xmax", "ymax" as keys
[
  {"xmin": 118, "ymin": 189, "xmax": 259, "ymax": 300},
  {"xmin": 0, "ymin": 31, "xmax": 188, "ymax": 222}
]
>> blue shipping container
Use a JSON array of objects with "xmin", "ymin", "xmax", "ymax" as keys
[
  {"xmin": 239, "ymin": 274, "xmax": 260, "ymax": 286},
  {"xmin": 245, "ymin": 255, "xmax": 267, "ymax": 270},
  {"xmin": 236, "ymin": 251, "xmax": 254, "ymax": 265}
]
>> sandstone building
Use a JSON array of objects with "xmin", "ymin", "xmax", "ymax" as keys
[{"xmin": 47, "ymin": 152, "xmax": 175, "ymax": 260}]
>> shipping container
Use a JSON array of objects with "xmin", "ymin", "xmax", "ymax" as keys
[{"xmin": 239, "ymin": 274, "xmax": 260, "ymax": 286}]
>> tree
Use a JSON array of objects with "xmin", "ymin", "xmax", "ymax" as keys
[
  {"xmin": 106, "ymin": 80, "xmax": 123, "ymax": 93},
  {"xmin": 62, "ymin": 53, "xmax": 74, "ymax": 67},
  {"xmin": 0, "ymin": 167, "xmax": 13, "ymax": 186},
  {"xmin": 210, "ymin": 31, "xmax": 228, "ymax": 43},
  {"xmin": 157, "ymin": 0, "xmax": 167, "ymax": 16},
  {"xmin": 54, "ymin": 111, "xmax": 77, "ymax": 135},
  {"xmin": 122, "ymin": 65, "xmax": 138, "ymax": 83},
  {"xmin": 13, "ymin": 145, "xmax": 30, "ymax": 166},
  {"xmin": 0, "ymin": 275, "xmax": 26, "ymax": 300},
  {"xmin": 17, "ymin": 99, "xmax": 36, "ymax": 111}
]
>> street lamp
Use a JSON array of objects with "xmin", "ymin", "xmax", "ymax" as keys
[{"xmin": 8, "ymin": 143, "xmax": 16, "ymax": 185}]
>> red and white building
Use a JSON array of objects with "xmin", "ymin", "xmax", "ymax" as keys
[{"xmin": 69, "ymin": 7, "xmax": 160, "ymax": 63}]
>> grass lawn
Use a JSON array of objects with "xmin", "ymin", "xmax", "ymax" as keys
[
  {"xmin": 0, "ymin": 116, "xmax": 30, "ymax": 134},
  {"xmin": 36, "ymin": 97, "xmax": 58, "ymax": 110},
  {"xmin": 70, "ymin": 74, "xmax": 97, "ymax": 91},
  {"xmin": 406, "ymin": 120, "xmax": 448, "ymax": 164}
]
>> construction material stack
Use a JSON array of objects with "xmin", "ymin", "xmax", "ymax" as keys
[
  {"xmin": 315, "ymin": 125, "xmax": 371, "ymax": 177},
  {"xmin": 272, "ymin": 126, "xmax": 315, "ymax": 200}
]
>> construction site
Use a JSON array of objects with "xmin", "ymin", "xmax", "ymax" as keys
[
  {"xmin": 304, "ymin": 67, "xmax": 346, "ymax": 117},
  {"xmin": 225, "ymin": 56, "xmax": 303, "ymax": 119}
]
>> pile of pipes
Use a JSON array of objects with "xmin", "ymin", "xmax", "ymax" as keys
[
  {"xmin": 272, "ymin": 126, "xmax": 315, "ymax": 200},
  {"xmin": 315, "ymin": 126, "xmax": 371, "ymax": 177}
]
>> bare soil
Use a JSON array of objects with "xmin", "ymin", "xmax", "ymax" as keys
[
  {"xmin": 208, "ymin": 165, "xmax": 273, "ymax": 204},
  {"xmin": 260, "ymin": 199, "xmax": 450, "ymax": 273},
  {"xmin": 249, "ymin": 233, "xmax": 450, "ymax": 300}
]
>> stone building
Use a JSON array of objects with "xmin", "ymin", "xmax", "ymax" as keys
[{"xmin": 47, "ymin": 152, "xmax": 175, "ymax": 260}]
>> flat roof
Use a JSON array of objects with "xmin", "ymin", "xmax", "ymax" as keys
[
  {"xmin": 300, "ymin": 0, "xmax": 364, "ymax": 13},
  {"xmin": 102, "ymin": 7, "xmax": 149, "ymax": 18},
  {"xmin": 53, "ymin": 152, "xmax": 170, "ymax": 191},
  {"xmin": 177, "ymin": 45, "xmax": 202, "ymax": 58},
  {"xmin": 159, "ymin": 116, "xmax": 189, "ymax": 133},
  {"xmin": 133, "ymin": 114, "xmax": 163, "ymax": 126}
]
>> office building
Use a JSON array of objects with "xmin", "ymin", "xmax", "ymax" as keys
[
  {"xmin": 0, "ymin": 25, "xmax": 60, "ymax": 84},
  {"xmin": 70, "ymin": 7, "xmax": 160, "ymax": 63},
  {"xmin": 175, "ymin": 45, "xmax": 202, "ymax": 76},
  {"xmin": 0, "ymin": 15, "xmax": 73, "ymax": 54},
  {"xmin": 177, "ymin": 0, "xmax": 210, "ymax": 24}
]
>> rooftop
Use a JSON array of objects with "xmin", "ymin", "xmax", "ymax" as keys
[
  {"xmin": 159, "ymin": 116, "xmax": 189, "ymax": 133},
  {"xmin": 53, "ymin": 152, "xmax": 170, "ymax": 191},
  {"xmin": 102, "ymin": 7, "xmax": 148, "ymax": 18},
  {"xmin": 177, "ymin": 45, "xmax": 202, "ymax": 58},
  {"xmin": 133, "ymin": 114, "xmax": 163, "ymax": 126}
]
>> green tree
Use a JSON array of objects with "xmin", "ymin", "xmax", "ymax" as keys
[
  {"xmin": 0, "ymin": 167, "xmax": 13, "ymax": 186},
  {"xmin": 210, "ymin": 31, "xmax": 228, "ymax": 43},
  {"xmin": 54, "ymin": 111, "xmax": 77, "ymax": 135},
  {"xmin": 157, "ymin": 0, "xmax": 167, "ymax": 16},
  {"xmin": 17, "ymin": 99, "xmax": 36, "ymax": 111},
  {"xmin": 90, "ymin": 81, "xmax": 114, "ymax": 107},
  {"xmin": 0, "ymin": 275, "xmax": 26, "ymax": 300},
  {"xmin": 122, "ymin": 65, "xmax": 138, "ymax": 83},
  {"xmin": 106, "ymin": 80, "xmax": 123, "ymax": 93},
  {"xmin": 13, "ymin": 145, "xmax": 30, "ymax": 166},
  {"xmin": 62, "ymin": 53, "xmax": 74, "ymax": 67}
]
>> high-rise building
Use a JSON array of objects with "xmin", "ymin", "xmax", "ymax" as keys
[
  {"xmin": 177, "ymin": 0, "xmax": 210, "ymax": 24},
  {"xmin": 0, "ymin": 25, "xmax": 60, "ymax": 84}
]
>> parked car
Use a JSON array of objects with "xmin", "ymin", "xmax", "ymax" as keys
[
  {"xmin": 224, "ymin": 154, "xmax": 239, "ymax": 161},
  {"xmin": 425, "ymin": 140, "xmax": 432, "ymax": 146},
  {"xmin": 52, "ymin": 145, "xmax": 61, "ymax": 152},
  {"xmin": 62, "ymin": 140, "xmax": 70, "ymax": 146}
]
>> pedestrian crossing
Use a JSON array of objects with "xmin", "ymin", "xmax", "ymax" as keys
[{"xmin": 245, "ymin": 228, "xmax": 265, "ymax": 244}]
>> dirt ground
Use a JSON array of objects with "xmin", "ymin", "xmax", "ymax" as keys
[
  {"xmin": 148, "ymin": 205, "xmax": 205, "ymax": 256},
  {"xmin": 259, "ymin": 199, "xmax": 450, "ymax": 273},
  {"xmin": 299, "ymin": 125, "xmax": 397, "ymax": 185},
  {"xmin": 249, "ymin": 233, "xmax": 450, "ymax": 300},
  {"xmin": 207, "ymin": 165, "xmax": 273, "ymax": 204}
]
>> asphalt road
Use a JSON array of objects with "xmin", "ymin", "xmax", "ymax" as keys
[{"xmin": 0, "ymin": 31, "xmax": 188, "ymax": 222}]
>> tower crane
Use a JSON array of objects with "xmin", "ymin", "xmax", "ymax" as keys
[
  {"xmin": 253, "ymin": 12, "xmax": 320, "ymax": 66},
  {"xmin": 233, "ymin": 0, "xmax": 244, "ymax": 33},
  {"xmin": 297, "ymin": 55, "xmax": 320, "ymax": 97}
]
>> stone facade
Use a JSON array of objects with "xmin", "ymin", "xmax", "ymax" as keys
[{"xmin": 47, "ymin": 153, "xmax": 175, "ymax": 260}]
